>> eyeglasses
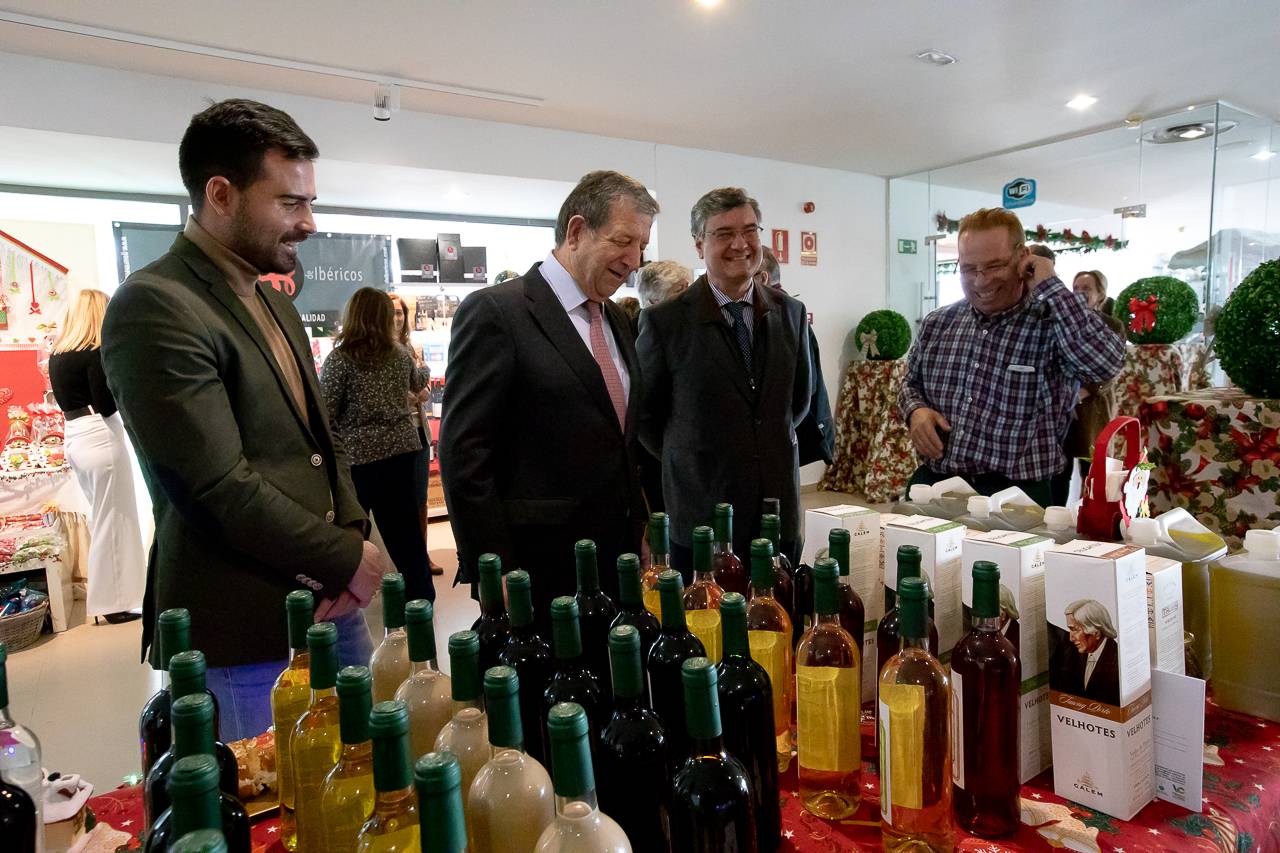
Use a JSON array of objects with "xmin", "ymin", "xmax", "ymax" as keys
[
  {"xmin": 703, "ymin": 225, "xmax": 764, "ymax": 244},
  {"xmin": 958, "ymin": 257, "xmax": 1015, "ymax": 281}
]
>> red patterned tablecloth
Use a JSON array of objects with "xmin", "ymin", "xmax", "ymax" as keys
[
  {"xmin": 821, "ymin": 359, "xmax": 918, "ymax": 503},
  {"xmin": 84, "ymin": 699, "xmax": 1279, "ymax": 853}
]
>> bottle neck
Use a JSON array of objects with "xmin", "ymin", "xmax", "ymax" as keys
[
  {"xmin": 172, "ymin": 788, "xmax": 221, "ymax": 838},
  {"xmin": 409, "ymin": 658, "xmax": 441, "ymax": 675},
  {"xmin": 310, "ymin": 685, "xmax": 337, "ymax": 705},
  {"xmin": 974, "ymin": 615, "xmax": 1001, "ymax": 633},
  {"xmin": 340, "ymin": 739, "xmax": 372, "ymax": 762},
  {"xmin": 489, "ymin": 744, "xmax": 525, "ymax": 761},
  {"xmin": 383, "ymin": 625, "xmax": 405, "ymax": 640},
  {"xmin": 649, "ymin": 553, "xmax": 670, "ymax": 573},
  {"xmin": 815, "ymin": 611, "xmax": 842, "ymax": 628},
  {"xmin": 479, "ymin": 571, "xmax": 506, "ymax": 619},
  {"xmin": 690, "ymin": 733, "xmax": 726, "ymax": 758},
  {"xmin": 902, "ymin": 634, "xmax": 931, "ymax": 651},
  {"xmin": 555, "ymin": 791, "xmax": 599, "ymax": 818},
  {"xmin": 451, "ymin": 698, "xmax": 483, "ymax": 718},
  {"xmin": 610, "ymin": 692, "xmax": 645, "ymax": 714}
]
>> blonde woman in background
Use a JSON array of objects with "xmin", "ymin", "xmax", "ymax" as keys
[
  {"xmin": 388, "ymin": 292, "xmax": 444, "ymax": 575},
  {"xmin": 48, "ymin": 289, "xmax": 147, "ymax": 624}
]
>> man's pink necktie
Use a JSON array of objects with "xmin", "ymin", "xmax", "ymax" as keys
[{"xmin": 586, "ymin": 300, "xmax": 627, "ymax": 430}]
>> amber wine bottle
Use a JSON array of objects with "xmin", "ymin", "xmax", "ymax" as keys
[
  {"xmin": 498, "ymin": 570, "xmax": 553, "ymax": 767},
  {"xmin": 597, "ymin": 625, "xmax": 670, "ymax": 851},
  {"xmin": 468, "ymin": 666, "xmax": 555, "ymax": 853},
  {"xmin": 415, "ymin": 752, "xmax": 466, "ymax": 853},
  {"xmin": 396, "ymin": 600, "xmax": 453, "ymax": 762},
  {"xmin": 684, "ymin": 526, "xmax": 724, "ymax": 663},
  {"xmin": 879, "ymin": 576, "xmax": 952, "ymax": 853},
  {"xmin": 711, "ymin": 503, "xmax": 749, "ymax": 596},
  {"xmin": 795, "ymin": 558, "xmax": 862, "ymax": 819},
  {"xmin": 291, "ymin": 622, "xmax": 343, "ymax": 853},
  {"xmin": 718, "ymin": 592, "xmax": 781, "ymax": 851},
  {"xmin": 472, "ymin": 553, "xmax": 511, "ymax": 677},
  {"xmin": 536, "ymin": 703, "xmax": 631, "ymax": 852},
  {"xmin": 371, "ymin": 573, "xmax": 412, "ymax": 704},
  {"xmin": 574, "ymin": 540, "xmax": 619, "ymax": 707},
  {"xmin": 667, "ymin": 658, "xmax": 756, "ymax": 853},
  {"xmin": 950, "ymin": 561, "xmax": 1020, "ymax": 839},
  {"xmin": 648, "ymin": 569, "xmax": 706, "ymax": 759},
  {"xmin": 433, "ymin": 631, "xmax": 489, "ymax": 809},
  {"xmin": 610, "ymin": 553, "xmax": 662, "ymax": 681},
  {"xmin": 139, "ymin": 608, "xmax": 192, "ymax": 779},
  {"xmin": 642, "ymin": 513, "xmax": 672, "ymax": 620},
  {"xmin": 745, "ymin": 537, "xmax": 794, "ymax": 772},
  {"xmin": 357, "ymin": 701, "xmax": 421, "ymax": 853},
  {"xmin": 272, "ymin": 590, "xmax": 313, "ymax": 851},
  {"xmin": 321, "ymin": 666, "xmax": 377, "ymax": 853}
]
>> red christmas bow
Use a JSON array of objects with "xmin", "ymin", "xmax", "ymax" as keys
[{"xmin": 1129, "ymin": 294, "xmax": 1159, "ymax": 333}]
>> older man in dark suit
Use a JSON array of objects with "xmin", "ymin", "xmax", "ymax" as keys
[
  {"xmin": 638, "ymin": 187, "xmax": 811, "ymax": 575},
  {"xmin": 440, "ymin": 171, "xmax": 657, "ymax": 624},
  {"xmin": 103, "ymin": 100, "xmax": 392, "ymax": 741}
]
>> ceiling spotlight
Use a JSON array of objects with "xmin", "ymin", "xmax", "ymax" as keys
[
  {"xmin": 1252, "ymin": 150, "xmax": 1277, "ymax": 161},
  {"xmin": 914, "ymin": 49, "xmax": 957, "ymax": 66},
  {"xmin": 1144, "ymin": 120, "xmax": 1237, "ymax": 144},
  {"xmin": 373, "ymin": 82, "xmax": 399, "ymax": 121},
  {"xmin": 1178, "ymin": 126, "xmax": 1208, "ymax": 139},
  {"xmin": 1066, "ymin": 94, "xmax": 1097, "ymax": 111},
  {"xmin": 694, "ymin": 0, "xmax": 721, "ymax": 7}
]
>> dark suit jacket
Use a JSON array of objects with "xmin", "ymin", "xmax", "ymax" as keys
[
  {"xmin": 637, "ymin": 277, "xmax": 811, "ymax": 555},
  {"xmin": 102, "ymin": 235, "xmax": 366, "ymax": 668},
  {"xmin": 1052, "ymin": 636, "xmax": 1121, "ymax": 707},
  {"xmin": 439, "ymin": 263, "xmax": 645, "ymax": 621}
]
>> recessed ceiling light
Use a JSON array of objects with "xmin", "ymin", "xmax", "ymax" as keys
[
  {"xmin": 1178, "ymin": 127, "xmax": 1208, "ymax": 139},
  {"xmin": 694, "ymin": 0, "xmax": 721, "ymax": 7},
  {"xmin": 1252, "ymin": 150, "xmax": 1277, "ymax": 161},
  {"xmin": 1066, "ymin": 94, "xmax": 1097, "ymax": 111},
  {"xmin": 914, "ymin": 49, "xmax": 957, "ymax": 66},
  {"xmin": 1144, "ymin": 120, "xmax": 1237, "ymax": 144}
]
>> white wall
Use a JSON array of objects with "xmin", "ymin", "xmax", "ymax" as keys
[{"xmin": 1, "ymin": 50, "xmax": 888, "ymax": 485}]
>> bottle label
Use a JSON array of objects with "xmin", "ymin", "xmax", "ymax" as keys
[
  {"xmin": 687, "ymin": 609, "xmax": 723, "ymax": 664},
  {"xmin": 950, "ymin": 668, "xmax": 964, "ymax": 790},
  {"xmin": 797, "ymin": 664, "xmax": 860, "ymax": 772},
  {"xmin": 880, "ymin": 682, "xmax": 926, "ymax": 811}
]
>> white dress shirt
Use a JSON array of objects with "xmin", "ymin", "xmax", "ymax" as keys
[{"xmin": 540, "ymin": 251, "xmax": 631, "ymax": 403}]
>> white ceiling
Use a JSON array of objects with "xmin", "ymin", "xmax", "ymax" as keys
[{"xmin": 0, "ymin": 0, "xmax": 1277, "ymax": 178}]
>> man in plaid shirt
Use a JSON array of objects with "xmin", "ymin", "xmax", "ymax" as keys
[{"xmin": 899, "ymin": 208, "xmax": 1125, "ymax": 506}]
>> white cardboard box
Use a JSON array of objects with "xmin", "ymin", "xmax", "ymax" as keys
[
  {"xmin": 883, "ymin": 515, "xmax": 966, "ymax": 659},
  {"xmin": 962, "ymin": 529, "xmax": 1052, "ymax": 782},
  {"xmin": 1145, "ymin": 555, "xmax": 1185, "ymax": 675},
  {"xmin": 802, "ymin": 504, "xmax": 882, "ymax": 698},
  {"xmin": 1045, "ymin": 540, "xmax": 1155, "ymax": 820}
]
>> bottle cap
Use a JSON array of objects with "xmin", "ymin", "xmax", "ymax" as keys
[
  {"xmin": 692, "ymin": 525, "xmax": 714, "ymax": 573},
  {"xmin": 414, "ymin": 752, "xmax": 467, "ymax": 853},
  {"xmin": 615, "ymin": 553, "xmax": 642, "ymax": 607},
  {"xmin": 546, "ymin": 702, "xmax": 594, "ymax": 798},
  {"xmin": 158, "ymin": 608, "xmax": 192, "ymax": 671},
  {"xmin": 575, "ymin": 540, "xmax": 601, "ymax": 592},
  {"xmin": 307, "ymin": 622, "xmax": 339, "ymax": 690},
  {"xmin": 719, "ymin": 592, "xmax": 749, "ymax": 658},
  {"xmin": 168, "ymin": 650, "xmax": 208, "ymax": 700},
  {"xmin": 895, "ymin": 545, "xmax": 922, "ymax": 585},
  {"xmin": 607, "ymin": 625, "xmax": 644, "ymax": 699},
  {"xmin": 648, "ymin": 513, "xmax": 670, "ymax": 555},
  {"xmin": 899, "ymin": 576, "xmax": 929, "ymax": 640},
  {"xmin": 967, "ymin": 495, "xmax": 991, "ymax": 517},
  {"xmin": 477, "ymin": 554, "xmax": 504, "ymax": 612},
  {"xmin": 759, "ymin": 513, "xmax": 781, "ymax": 546},
  {"xmin": 550, "ymin": 597, "xmax": 583, "ymax": 660},
  {"xmin": 381, "ymin": 572, "xmax": 407, "ymax": 630},
  {"xmin": 657, "ymin": 569, "xmax": 687, "ymax": 630},
  {"xmin": 167, "ymin": 754, "xmax": 219, "ymax": 799},
  {"xmin": 413, "ymin": 750, "xmax": 462, "ymax": 794},
  {"xmin": 170, "ymin": 693, "xmax": 216, "ymax": 758},
  {"xmin": 750, "ymin": 537, "xmax": 776, "ymax": 588},
  {"xmin": 285, "ymin": 590, "xmax": 315, "ymax": 651},
  {"xmin": 505, "ymin": 570, "xmax": 534, "ymax": 628},
  {"xmin": 681, "ymin": 657, "xmax": 721, "ymax": 740},
  {"xmin": 1244, "ymin": 529, "xmax": 1280, "ymax": 560},
  {"xmin": 337, "ymin": 665, "xmax": 373, "ymax": 745},
  {"xmin": 813, "ymin": 557, "xmax": 840, "ymax": 615},
  {"xmin": 1043, "ymin": 506, "xmax": 1075, "ymax": 530},
  {"xmin": 447, "ymin": 631, "xmax": 482, "ymax": 702},
  {"xmin": 828, "ymin": 528, "xmax": 851, "ymax": 576},
  {"xmin": 405, "ymin": 599, "xmax": 437, "ymax": 663},
  {"xmin": 970, "ymin": 561, "xmax": 1001, "ymax": 620},
  {"xmin": 370, "ymin": 700, "xmax": 413, "ymax": 793},
  {"xmin": 483, "ymin": 665, "xmax": 523, "ymax": 749},
  {"xmin": 713, "ymin": 503, "xmax": 734, "ymax": 544},
  {"xmin": 908, "ymin": 484, "xmax": 933, "ymax": 503}
]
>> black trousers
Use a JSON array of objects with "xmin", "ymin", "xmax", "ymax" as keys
[
  {"xmin": 349, "ymin": 451, "xmax": 435, "ymax": 603},
  {"xmin": 907, "ymin": 465, "xmax": 1053, "ymax": 509}
]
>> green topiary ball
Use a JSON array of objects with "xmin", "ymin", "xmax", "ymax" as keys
[
  {"xmin": 854, "ymin": 309, "xmax": 911, "ymax": 360},
  {"xmin": 1215, "ymin": 259, "xmax": 1280, "ymax": 398},
  {"xmin": 1113, "ymin": 276, "xmax": 1199, "ymax": 344}
]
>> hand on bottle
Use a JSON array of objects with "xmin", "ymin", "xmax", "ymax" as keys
[{"xmin": 316, "ymin": 541, "xmax": 394, "ymax": 621}]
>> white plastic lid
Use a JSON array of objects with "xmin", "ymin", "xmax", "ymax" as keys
[
  {"xmin": 909, "ymin": 484, "xmax": 933, "ymax": 503},
  {"xmin": 1128, "ymin": 517, "xmax": 1159, "ymax": 546},
  {"xmin": 1244, "ymin": 529, "xmax": 1280, "ymax": 560},
  {"xmin": 967, "ymin": 495, "xmax": 991, "ymax": 517},
  {"xmin": 1044, "ymin": 506, "xmax": 1075, "ymax": 530}
]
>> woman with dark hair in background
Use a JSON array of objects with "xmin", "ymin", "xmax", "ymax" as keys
[
  {"xmin": 388, "ymin": 292, "xmax": 443, "ymax": 576},
  {"xmin": 322, "ymin": 287, "xmax": 434, "ymax": 600},
  {"xmin": 49, "ymin": 288, "xmax": 148, "ymax": 624}
]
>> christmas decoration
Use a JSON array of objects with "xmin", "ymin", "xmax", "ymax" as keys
[
  {"xmin": 934, "ymin": 212, "xmax": 1128, "ymax": 253},
  {"xmin": 1215, "ymin": 258, "xmax": 1280, "ymax": 398},
  {"xmin": 854, "ymin": 309, "xmax": 911, "ymax": 360},
  {"xmin": 1113, "ymin": 276, "xmax": 1198, "ymax": 344}
]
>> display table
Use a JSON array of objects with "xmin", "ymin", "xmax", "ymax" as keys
[
  {"xmin": 0, "ymin": 467, "xmax": 89, "ymax": 632},
  {"xmin": 1140, "ymin": 388, "xmax": 1280, "ymax": 549},
  {"xmin": 1114, "ymin": 341, "xmax": 1212, "ymax": 419},
  {"xmin": 81, "ymin": 698, "xmax": 1278, "ymax": 853},
  {"xmin": 821, "ymin": 359, "xmax": 918, "ymax": 503}
]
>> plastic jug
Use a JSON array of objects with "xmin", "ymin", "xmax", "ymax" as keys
[
  {"xmin": 927, "ymin": 477, "xmax": 978, "ymax": 519},
  {"xmin": 1210, "ymin": 530, "xmax": 1280, "ymax": 722},
  {"xmin": 894, "ymin": 484, "xmax": 939, "ymax": 517},
  {"xmin": 1124, "ymin": 508, "xmax": 1228, "ymax": 677},
  {"xmin": 1029, "ymin": 506, "xmax": 1078, "ymax": 545},
  {"xmin": 988, "ymin": 487, "xmax": 1046, "ymax": 532}
]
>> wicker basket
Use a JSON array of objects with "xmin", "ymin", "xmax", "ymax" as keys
[{"xmin": 0, "ymin": 601, "xmax": 49, "ymax": 652}]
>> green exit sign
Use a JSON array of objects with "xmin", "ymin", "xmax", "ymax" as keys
[{"xmin": 897, "ymin": 239, "xmax": 918, "ymax": 254}]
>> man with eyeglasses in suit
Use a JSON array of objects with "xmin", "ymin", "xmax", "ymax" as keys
[
  {"xmin": 899, "ymin": 207, "xmax": 1125, "ymax": 506},
  {"xmin": 638, "ymin": 187, "xmax": 811, "ymax": 577}
]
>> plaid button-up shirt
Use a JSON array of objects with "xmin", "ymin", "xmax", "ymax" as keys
[{"xmin": 899, "ymin": 276, "xmax": 1126, "ymax": 482}]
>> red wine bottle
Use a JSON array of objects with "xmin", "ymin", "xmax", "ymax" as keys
[
  {"xmin": 712, "ymin": 503, "xmax": 749, "ymax": 596},
  {"xmin": 471, "ymin": 553, "xmax": 511, "ymax": 677},
  {"xmin": 543, "ymin": 597, "xmax": 605, "ymax": 756},
  {"xmin": 648, "ymin": 569, "xmax": 706, "ymax": 761},
  {"xmin": 573, "ymin": 540, "xmax": 618, "ymax": 708},
  {"xmin": 140, "ymin": 608, "xmax": 193, "ymax": 778},
  {"xmin": 499, "ymin": 570, "xmax": 553, "ymax": 767}
]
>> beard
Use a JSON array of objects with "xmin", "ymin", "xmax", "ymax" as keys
[{"xmin": 228, "ymin": 204, "xmax": 308, "ymax": 275}]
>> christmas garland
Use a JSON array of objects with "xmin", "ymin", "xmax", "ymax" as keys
[{"xmin": 935, "ymin": 213, "xmax": 1128, "ymax": 253}]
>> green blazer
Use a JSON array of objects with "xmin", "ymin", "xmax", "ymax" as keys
[{"xmin": 102, "ymin": 234, "xmax": 366, "ymax": 668}]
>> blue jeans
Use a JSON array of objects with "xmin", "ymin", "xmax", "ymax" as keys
[{"xmin": 205, "ymin": 609, "xmax": 374, "ymax": 742}]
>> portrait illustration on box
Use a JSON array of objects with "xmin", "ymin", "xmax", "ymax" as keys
[
  {"xmin": 1049, "ymin": 598, "xmax": 1120, "ymax": 706},
  {"xmin": 998, "ymin": 583, "xmax": 1019, "ymax": 650}
]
